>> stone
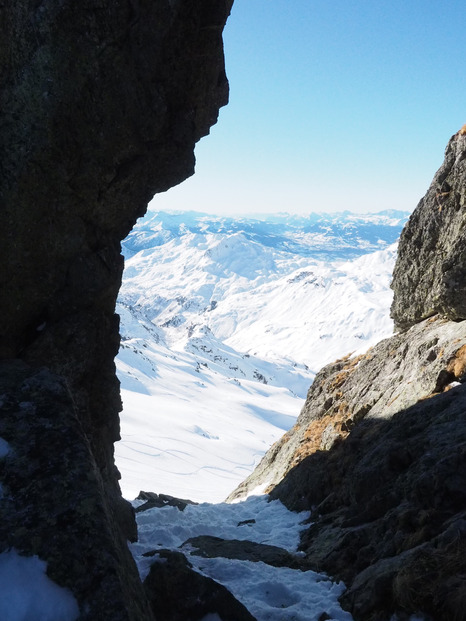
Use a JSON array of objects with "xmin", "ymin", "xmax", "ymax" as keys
[
  {"xmin": 391, "ymin": 128, "xmax": 466, "ymax": 330},
  {"xmin": 135, "ymin": 491, "xmax": 198, "ymax": 513},
  {"xmin": 143, "ymin": 549, "xmax": 257, "ymax": 621},
  {"xmin": 228, "ymin": 316, "xmax": 466, "ymax": 502},
  {"xmin": 182, "ymin": 535, "xmax": 310, "ymax": 570}
]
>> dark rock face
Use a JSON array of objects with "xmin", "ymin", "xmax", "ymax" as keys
[
  {"xmin": 1, "ymin": 0, "xmax": 232, "ymax": 617},
  {"xmin": 1, "ymin": 0, "xmax": 232, "ymax": 500},
  {"xmin": 0, "ymin": 361, "xmax": 153, "ymax": 620},
  {"xmin": 143, "ymin": 549, "xmax": 257, "ymax": 621},
  {"xmin": 391, "ymin": 127, "xmax": 466, "ymax": 330}
]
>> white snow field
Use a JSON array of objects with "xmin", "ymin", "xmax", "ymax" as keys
[{"xmin": 115, "ymin": 210, "xmax": 408, "ymax": 503}]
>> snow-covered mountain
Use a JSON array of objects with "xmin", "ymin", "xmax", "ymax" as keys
[{"xmin": 115, "ymin": 210, "xmax": 409, "ymax": 502}]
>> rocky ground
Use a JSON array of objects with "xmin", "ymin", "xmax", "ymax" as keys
[{"xmin": 272, "ymin": 375, "xmax": 466, "ymax": 620}]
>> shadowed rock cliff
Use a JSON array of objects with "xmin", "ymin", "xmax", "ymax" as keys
[
  {"xmin": 0, "ymin": 362, "xmax": 153, "ymax": 620},
  {"xmin": 230, "ymin": 131, "xmax": 466, "ymax": 621},
  {"xmin": 0, "ymin": 1, "xmax": 232, "ymax": 618}
]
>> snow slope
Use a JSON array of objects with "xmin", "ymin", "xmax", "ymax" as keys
[{"xmin": 115, "ymin": 210, "xmax": 408, "ymax": 502}]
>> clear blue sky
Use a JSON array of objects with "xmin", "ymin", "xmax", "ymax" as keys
[{"xmin": 149, "ymin": 0, "xmax": 466, "ymax": 216}]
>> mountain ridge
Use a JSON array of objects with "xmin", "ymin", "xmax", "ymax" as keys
[{"xmin": 123, "ymin": 209, "xmax": 409, "ymax": 259}]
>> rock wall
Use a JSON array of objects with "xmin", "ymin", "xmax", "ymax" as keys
[
  {"xmin": 0, "ymin": 362, "xmax": 153, "ymax": 620},
  {"xmin": 0, "ymin": 1, "xmax": 232, "ymax": 618},
  {"xmin": 391, "ymin": 127, "xmax": 466, "ymax": 330}
]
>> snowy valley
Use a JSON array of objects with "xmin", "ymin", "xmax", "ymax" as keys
[{"xmin": 114, "ymin": 210, "xmax": 409, "ymax": 503}]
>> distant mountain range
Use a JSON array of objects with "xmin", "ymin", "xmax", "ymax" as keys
[
  {"xmin": 122, "ymin": 209, "xmax": 409, "ymax": 260},
  {"xmin": 115, "ymin": 209, "xmax": 410, "ymax": 502}
]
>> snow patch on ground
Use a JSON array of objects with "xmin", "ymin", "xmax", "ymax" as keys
[
  {"xmin": 195, "ymin": 559, "xmax": 351, "ymax": 621},
  {"xmin": 0, "ymin": 550, "xmax": 79, "ymax": 621},
  {"xmin": 131, "ymin": 495, "xmax": 353, "ymax": 621},
  {"xmin": 0, "ymin": 437, "xmax": 11, "ymax": 458}
]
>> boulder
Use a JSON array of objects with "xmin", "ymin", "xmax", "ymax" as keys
[
  {"xmin": 182, "ymin": 535, "xmax": 310, "ymax": 570},
  {"xmin": 391, "ymin": 127, "xmax": 466, "ymax": 330},
  {"xmin": 135, "ymin": 491, "xmax": 198, "ymax": 513},
  {"xmin": 143, "ymin": 549, "xmax": 257, "ymax": 621}
]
